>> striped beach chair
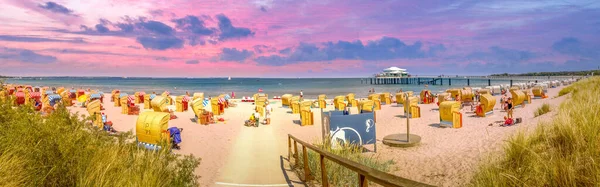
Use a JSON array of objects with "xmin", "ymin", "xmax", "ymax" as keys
[
  {"xmin": 202, "ymin": 99, "xmax": 209, "ymax": 107},
  {"xmin": 48, "ymin": 94, "xmax": 62, "ymax": 106},
  {"xmin": 90, "ymin": 93, "xmax": 102, "ymax": 100}
]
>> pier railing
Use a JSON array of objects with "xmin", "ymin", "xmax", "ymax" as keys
[{"xmin": 288, "ymin": 134, "xmax": 434, "ymax": 187}]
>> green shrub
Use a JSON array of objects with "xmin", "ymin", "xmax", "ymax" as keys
[
  {"xmin": 0, "ymin": 93, "xmax": 200, "ymax": 186},
  {"xmin": 534, "ymin": 103, "xmax": 551, "ymax": 117},
  {"xmin": 471, "ymin": 77, "xmax": 600, "ymax": 186},
  {"xmin": 294, "ymin": 141, "xmax": 395, "ymax": 186}
]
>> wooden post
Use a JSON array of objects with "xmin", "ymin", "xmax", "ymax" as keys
[
  {"xmin": 320, "ymin": 154, "xmax": 329, "ymax": 187},
  {"xmin": 303, "ymin": 145, "xmax": 311, "ymax": 181},
  {"xmin": 288, "ymin": 137, "xmax": 291, "ymax": 159},
  {"xmin": 294, "ymin": 141, "xmax": 299, "ymax": 166},
  {"xmin": 359, "ymin": 174, "xmax": 368, "ymax": 187}
]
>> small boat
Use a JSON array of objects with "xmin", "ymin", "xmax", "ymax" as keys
[{"xmin": 228, "ymin": 76, "xmax": 231, "ymax": 81}]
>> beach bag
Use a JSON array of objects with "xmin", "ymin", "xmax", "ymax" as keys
[{"xmin": 516, "ymin": 118, "xmax": 522, "ymax": 124}]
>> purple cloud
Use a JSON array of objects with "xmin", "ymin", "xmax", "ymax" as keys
[
  {"xmin": 38, "ymin": 1, "xmax": 75, "ymax": 16},
  {"xmin": 0, "ymin": 47, "xmax": 57, "ymax": 64},
  {"xmin": 255, "ymin": 36, "xmax": 441, "ymax": 66},
  {"xmin": 220, "ymin": 48, "xmax": 254, "ymax": 62},
  {"xmin": 136, "ymin": 36, "xmax": 183, "ymax": 50},
  {"xmin": 216, "ymin": 14, "xmax": 255, "ymax": 40},
  {"xmin": 0, "ymin": 35, "xmax": 85, "ymax": 43}
]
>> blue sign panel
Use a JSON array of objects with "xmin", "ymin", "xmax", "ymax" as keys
[
  {"xmin": 329, "ymin": 111, "xmax": 345, "ymax": 116},
  {"xmin": 328, "ymin": 113, "xmax": 376, "ymax": 146}
]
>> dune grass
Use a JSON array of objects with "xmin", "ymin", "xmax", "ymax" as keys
[
  {"xmin": 471, "ymin": 77, "xmax": 600, "ymax": 186},
  {"xmin": 533, "ymin": 103, "xmax": 551, "ymax": 117},
  {"xmin": 0, "ymin": 88, "xmax": 200, "ymax": 186},
  {"xmin": 294, "ymin": 140, "xmax": 395, "ymax": 186}
]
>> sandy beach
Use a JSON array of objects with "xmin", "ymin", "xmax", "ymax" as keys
[{"xmin": 64, "ymin": 85, "xmax": 567, "ymax": 187}]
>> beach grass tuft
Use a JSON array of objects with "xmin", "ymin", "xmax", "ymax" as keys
[
  {"xmin": 0, "ymin": 85, "xmax": 200, "ymax": 186},
  {"xmin": 294, "ymin": 140, "xmax": 395, "ymax": 186},
  {"xmin": 471, "ymin": 77, "xmax": 600, "ymax": 186},
  {"xmin": 534, "ymin": 103, "xmax": 551, "ymax": 117}
]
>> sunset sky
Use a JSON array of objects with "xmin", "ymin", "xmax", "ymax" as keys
[{"xmin": 0, "ymin": 0, "xmax": 598, "ymax": 77}]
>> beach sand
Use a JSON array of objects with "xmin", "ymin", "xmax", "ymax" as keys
[{"xmin": 66, "ymin": 85, "xmax": 567, "ymax": 187}]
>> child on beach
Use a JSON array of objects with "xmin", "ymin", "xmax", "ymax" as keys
[
  {"xmin": 245, "ymin": 114, "xmax": 256, "ymax": 127},
  {"xmin": 102, "ymin": 113, "xmax": 117, "ymax": 133},
  {"xmin": 501, "ymin": 116, "xmax": 514, "ymax": 127},
  {"xmin": 264, "ymin": 102, "xmax": 272, "ymax": 125},
  {"xmin": 253, "ymin": 109, "xmax": 260, "ymax": 127}
]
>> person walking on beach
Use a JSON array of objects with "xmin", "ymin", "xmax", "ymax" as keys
[
  {"xmin": 300, "ymin": 90, "xmax": 303, "ymax": 100},
  {"xmin": 507, "ymin": 98, "xmax": 514, "ymax": 119},
  {"xmin": 501, "ymin": 94, "xmax": 507, "ymax": 111},
  {"xmin": 264, "ymin": 102, "xmax": 272, "ymax": 125}
]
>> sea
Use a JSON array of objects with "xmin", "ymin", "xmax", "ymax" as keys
[{"xmin": 3, "ymin": 77, "xmax": 523, "ymax": 98}]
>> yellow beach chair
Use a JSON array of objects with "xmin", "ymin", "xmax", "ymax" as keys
[
  {"xmin": 87, "ymin": 100, "xmax": 103, "ymax": 128},
  {"xmin": 299, "ymin": 101, "xmax": 314, "ymax": 126},
  {"xmin": 440, "ymin": 101, "xmax": 462, "ymax": 128},
  {"xmin": 346, "ymin": 93, "xmax": 357, "ymax": 107},
  {"xmin": 476, "ymin": 94, "xmax": 496, "ymax": 117},
  {"xmin": 333, "ymin": 95, "xmax": 346, "ymax": 110},
  {"xmin": 281, "ymin": 94, "xmax": 293, "ymax": 107},
  {"xmin": 136, "ymin": 112, "xmax": 171, "ymax": 149},
  {"xmin": 368, "ymin": 94, "xmax": 381, "ymax": 110}
]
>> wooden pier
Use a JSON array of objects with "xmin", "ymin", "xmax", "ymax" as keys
[{"xmin": 362, "ymin": 76, "xmax": 580, "ymax": 87}]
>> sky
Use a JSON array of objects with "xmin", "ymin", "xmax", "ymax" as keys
[{"xmin": 0, "ymin": 0, "xmax": 599, "ymax": 78}]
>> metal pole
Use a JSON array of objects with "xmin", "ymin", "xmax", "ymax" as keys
[{"xmin": 404, "ymin": 92, "xmax": 410, "ymax": 142}]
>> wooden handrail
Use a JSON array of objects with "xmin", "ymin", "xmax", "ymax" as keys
[{"xmin": 288, "ymin": 134, "xmax": 434, "ymax": 187}]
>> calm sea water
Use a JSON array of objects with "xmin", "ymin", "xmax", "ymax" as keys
[{"xmin": 4, "ymin": 77, "xmax": 523, "ymax": 98}]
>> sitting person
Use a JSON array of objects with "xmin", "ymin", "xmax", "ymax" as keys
[
  {"xmin": 168, "ymin": 109, "xmax": 178, "ymax": 119},
  {"xmin": 34, "ymin": 99, "xmax": 42, "ymax": 111},
  {"xmin": 102, "ymin": 113, "xmax": 117, "ymax": 133},
  {"xmin": 167, "ymin": 127, "xmax": 183, "ymax": 150},
  {"xmin": 245, "ymin": 113, "xmax": 256, "ymax": 127},
  {"xmin": 501, "ymin": 116, "xmax": 514, "ymax": 127}
]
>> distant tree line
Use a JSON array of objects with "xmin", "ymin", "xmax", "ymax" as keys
[{"xmin": 491, "ymin": 70, "xmax": 600, "ymax": 77}]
